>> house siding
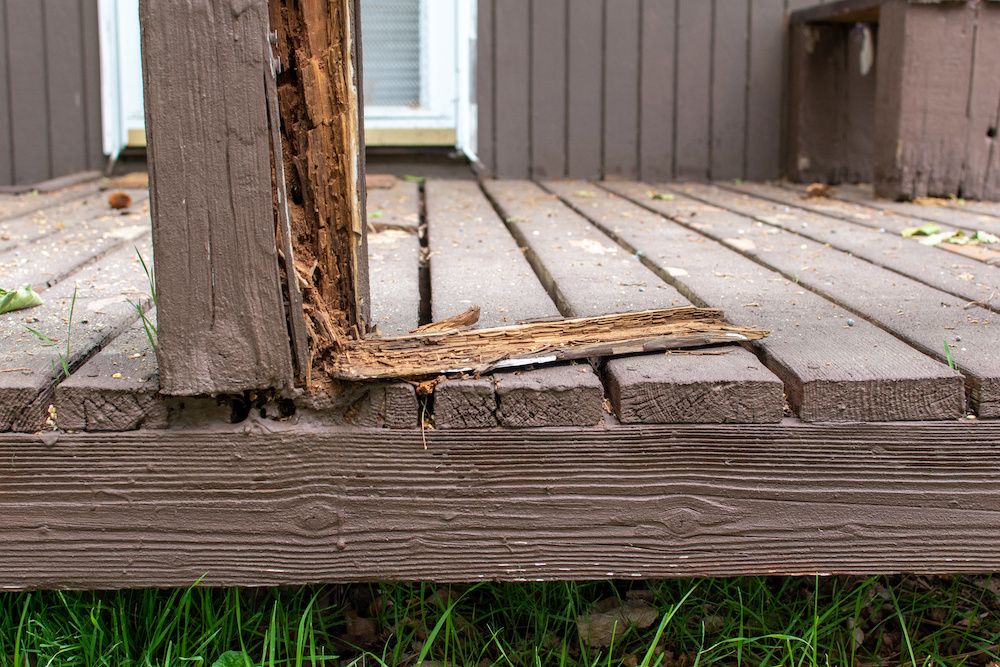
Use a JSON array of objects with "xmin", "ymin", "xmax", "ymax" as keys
[
  {"xmin": 0, "ymin": 0, "xmax": 104, "ymax": 187},
  {"xmin": 478, "ymin": 0, "xmax": 824, "ymax": 181}
]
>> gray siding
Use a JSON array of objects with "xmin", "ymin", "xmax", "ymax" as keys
[
  {"xmin": 478, "ymin": 0, "xmax": 825, "ymax": 181},
  {"xmin": 0, "ymin": 0, "xmax": 105, "ymax": 187}
]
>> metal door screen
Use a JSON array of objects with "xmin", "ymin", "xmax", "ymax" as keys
[{"xmin": 360, "ymin": 0, "xmax": 421, "ymax": 108}]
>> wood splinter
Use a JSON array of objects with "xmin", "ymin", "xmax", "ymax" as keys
[{"xmin": 329, "ymin": 306, "xmax": 769, "ymax": 381}]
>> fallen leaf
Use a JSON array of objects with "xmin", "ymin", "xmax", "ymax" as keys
[
  {"xmin": 901, "ymin": 223, "xmax": 941, "ymax": 238},
  {"xmin": 806, "ymin": 183, "xmax": 829, "ymax": 198},
  {"xmin": 577, "ymin": 599, "xmax": 660, "ymax": 647},
  {"xmin": 575, "ymin": 190, "xmax": 597, "ymax": 198},
  {"xmin": 648, "ymin": 191, "xmax": 675, "ymax": 201}
]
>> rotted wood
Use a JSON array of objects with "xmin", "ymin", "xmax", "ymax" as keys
[
  {"xmin": 3, "ymin": 421, "xmax": 1000, "ymax": 589},
  {"xmin": 327, "ymin": 307, "xmax": 767, "ymax": 381},
  {"xmin": 268, "ymin": 0, "xmax": 369, "ymax": 375}
]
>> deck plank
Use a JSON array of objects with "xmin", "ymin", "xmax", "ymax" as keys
[
  {"xmin": 367, "ymin": 178, "xmax": 421, "ymax": 337},
  {"xmin": 425, "ymin": 180, "xmax": 603, "ymax": 428},
  {"xmin": 365, "ymin": 179, "xmax": 420, "ymax": 231},
  {"xmin": 0, "ymin": 191, "xmax": 150, "ymax": 292},
  {"xmin": 0, "ymin": 182, "xmax": 100, "ymax": 222},
  {"xmin": 0, "ymin": 240, "xmax": 154, "ymax": 432},
  {"xmin": 490, "ymin": 180, "xmax": 783, "ymax": 424},
  {"xmin": 602, "ymin": 181, "xmax": 964, "ymax": 422},
  {"xmin": 55, "ymin": 309, "xmax": 165, "ymax": 431},
  {"xmin": 687, "ymin": 182, "xmax": 1000, "ymax": 307},
  {"xmin": 611, "ymin": 185, "xmax": 1000, "ymax": 417},
  {"xmin": 831, "ymin": 183, "xmax": 1000, "ymax": 236},
  {"xmin": 0, "ymin": 187, "xmax": 118, "ymax": 255},
  {"xmin": 2, "ymin": 422, "xmax": 1000, "ymax": 588}
]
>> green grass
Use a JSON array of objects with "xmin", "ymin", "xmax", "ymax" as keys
[{"xmin": 3, "ymin": 576, "xmax": 1000, "ymax": 666}]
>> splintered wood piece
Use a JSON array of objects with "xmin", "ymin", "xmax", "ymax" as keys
[
  {"xmin": 410, "ymin": 305, "xmax": 480, "ymax": 333},
  {"xmin": 327, "ymin": 307, "xmax": 767, "ymax": 381}
]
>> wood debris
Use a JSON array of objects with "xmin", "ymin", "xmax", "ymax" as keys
[{"xmin": 326, "ymin": 306, "xmax": 768, "ymax": 381}]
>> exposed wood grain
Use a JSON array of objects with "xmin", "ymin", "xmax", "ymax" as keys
[
  {"xmin": 44, "ymin": 0, "xmax": 88, "ymax": 177},
  {"xmin": 656, "ymin": 184, "xmax": 1000, "ymax": 417},
  {"xmin": 603, "ymin": 0, "xmax": 640, "ymax": 180},
  {"xmin": 710, "ymin": 0, "xmax": 748, "ymax": 181},
  {"xmin": 566, "ymin": 0, "xmax": 603, "ymax": 179},
  {"xmin": 710, "ymin": 182, "xmax": 1000, "ymax": 309},
  {"xmin": 746, "ymin": 0, "xmax": 786, "ymax": 180},
  {"xmin": 494, "ymin": 0, "xmax": 530, "ymax": 179},
  {"xmin": 530, "ymin": 0, "xmax": 567, "ymax": 179},
  {"xmin": 0, "ymin": 192, "xmax": 149, "ymax": 291},
  {"xmin": 0, "ymin": 240, "xmax": 154, "ymax": 432},
  {"xmin": 674, "ymin": 0, "xmax": 712, "ymax": 180},
  {"xmin": 55, "ymin": 309, "xmax": 166, "ymax": 431},
  {"xmin": 142, "ymin": 0, "xmax": 293, "ymax": 394},
  {"xmin": 6, "ymin": 0, "xmax": 49, "ymax": 185},
  {"xmin": 874, "ymin": 0, "xmax": 976, "ymax": 199},
  {"xmin": 638, "ymin": 0, "xmax": 675, "ymax": 182},
  {"xmin": 3, "ymin": 422, "xmax": 1000, "ymax": 589},
  {"xmin": 604, "ymin": 181, "xmax": 965, "ymax": 422},
  {"xmin": 426, "ymin": 180, "xmax": 602, "ymax": 428},
  {"xmin": 476, "ymin": 0, "xmax": 495, "ymax": 175},
  {"xmin": 505, "ymin": 179, "xmax": 783, "ymax": 424}
]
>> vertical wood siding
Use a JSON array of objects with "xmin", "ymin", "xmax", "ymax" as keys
[
  {"xmin": 479, "ymin": 0, "xmax": 823, "ymax": 181},
  {"xmin": 0, "ymin": 0, "xmax": 104, "ymax": 187}
]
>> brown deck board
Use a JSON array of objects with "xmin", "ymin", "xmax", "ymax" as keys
[
  {"xmin": 687, "ymin": 182, "xmax": 1000, "ymax": 308},
  {"xmin": 0, "ymin": 187, "xmax": 118, "ymax": 255},
  {"xmin": 611, "ymin": 185, "xmax": 1000, "ymax": 417},
  {"xmin": 2, "ymin": 422, "xmax": 1000, "ymax": 588},
  {"xmin": 0, "ymin": 191, "xmax": 149, "ymax": 292},
  {"xmin": 55, "ymin": 309, "xmax": 165, "ymax": 431},
  {"xmin": 365, "ymin": 178, "xmax": 420, "ymax": 231},
  {"xmin": 832, "ymin": 183, "xmax": 1000, "ymax": 236},
  {"xmin": 491, "ymin": 180, "xmax": 783, "ymax": 424},
  {"xmin": 425, "ymin": 180, "xmax": 603, "ymax": 428},
  {"xmin": 602, "ymin": 181, "xmax": 964, "ymax": 422},
  {"xmin": 0, "ymin": 241, "xmax": 154, "ymax": 432}
]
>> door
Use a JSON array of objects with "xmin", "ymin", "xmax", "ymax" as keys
[{"xmin": 360, "ymin": 0, "xmax": 477, "ymax": 159}]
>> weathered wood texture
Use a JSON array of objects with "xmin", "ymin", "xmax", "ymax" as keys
[
  {"xmin": 0, "ymin": 240, "xmax": 153, "ymax": 432},
  {"xmin": 603, "ymin": 181, "xmax": 965, "ymax": 422},
  {"xmin": 873, "ymin": 0, "xmax": 993, "ymax": 199},
  {"xmin": 3, "ymin": 422, "xmax": 1000, "ymax": 589},
  {"xmin": 141, "ymin": 0, "xmax": 293, "ymax": 394},
  {"xmin": 497, "ymin": 179, "xmax": 784, "ymax": 424},
  {"xmin": 0, "ymin": 0, "xmax": 105, "ymax": 187},
  {"xmin": 664, "ymin": 183, "xmax": 1000, "ymax": 417},
  {"xmin": 478, "ymin": 0, "xmax": 794, "ymax": 181},
  {"xmin": 786, "ymin": 21, "xmax": 876, "ymax": 183}
]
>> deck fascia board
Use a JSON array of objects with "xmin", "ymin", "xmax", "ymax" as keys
[{"xmin": 2, "ymin": 421, "xmax": 999, "ymax": 589}]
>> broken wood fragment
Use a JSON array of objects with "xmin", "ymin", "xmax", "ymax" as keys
[
  {"xmin": 327, "ymin": 307, "xmax": 768, "ymax": 381},
  {"xmin": 410, "ymin": 305, "xmax": 481, "ymax": 333}
]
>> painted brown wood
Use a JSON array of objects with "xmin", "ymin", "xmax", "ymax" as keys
[
  {"xmin": 539, "ymin": 180, "xmax": 784, "ymax": 424},
  {"xmin": 80, "ymin": 0, "xmax": 105, "ymax": 173},
  {"xmin": 657, "ymin": 184, "xmax": 1000, "ymax": 417},
  {"xmin": 962, "ymin": 0, "xmax": 1000, "ymax": 201},
  {"xmin": 0, "ymin": 0, "xmax": 12, "ymax": 186},
  {"xmin": 493, "ymin": 0, "xmax": 530, "ymax": 179},
  {"xmin": 0, "ymin": 191, "xmax": 149, "ymax": 291},
  {"xmin": 713, "ymin": 181, "xmax": 1000, "ymax": 308},
  {"xmin": 427, "ymin": 180, "xmax": 603, "ymax": 428},
  {"xmin": 55, "ymin": 309, "xmax": 166, "ymax": 431},
  {"xmin": 3, "ymin": 421, "xmax": 1000, "ymax": 589},
  {"xmin": 6, "ymin": 0, "xmax": 50, "ymax": 185},
  {"xmin": 604, "ymin": 181, "xmax": 964, "ymax": 422},
  {"xmin": 746, "ymin": 0, "xmax": 786, "ymax": 181},
  {"xmin": 530, "ymin": 0, "xmax": 567, "ymax": 179},
  {"xmin": 44, "ymin": 0, "xmax": 89, "ymax": 177},
  {"xmin": 843, "ymin": 23, "xmax": 876, "ymax": 183},
  {"xmin": 141, "ymin": 0, "xmax": 293, "ymax": 395},
  {"xmin": 603, "ymin": 0, "xmax": 640, "ymax": 180},
  {"xmin": 790, "ymin": 0, "xmax": 883, "ymax": 24},
  {"xmin": 638, "ymin": 0, "xmax": 675, "ymax": 183},
  {"xmin": 710, "ymin": 0, "xmax": 749, "ymax": 181},
  {"xmin": 0, "ymin": 240, "xmax": 154, "ymax": 432},
  {"xmin": 476, "ymin": 0, "xmax": 495, "ymax": 176},
  {"xmin": 674, "ymin": 0, "xmax": 712, "ymax": 180},
  {"xmin": 566, "ymin": 0, "xmax": 603, "ymax": 180},
  {"xmin": 874, "ymin": 0, "xmax": 976, "ymax": 199}
]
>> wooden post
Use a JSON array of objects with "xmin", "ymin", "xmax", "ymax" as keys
[{"xmin": 140, "ymin": 0, "xmax": 368, "ymax": 395}]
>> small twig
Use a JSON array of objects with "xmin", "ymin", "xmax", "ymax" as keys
[
  {"xmin": 964, "ymin": 291, "xmax": 996, "ymax": 310},
  {"xmin": 1, "ymin": 367, "xmax": 29, "ymax": 372}
]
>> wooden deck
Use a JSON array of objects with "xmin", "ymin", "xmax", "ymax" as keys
[{"xmin": 3, "ymin": 176, "xmax": 1000, "ymax": 588}]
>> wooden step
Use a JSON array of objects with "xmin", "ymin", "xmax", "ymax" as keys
[
  {"xmin": 599, "ymin": 181, "xmax": 964, "ymax": 421},
  {"xmin": 490, "ymin": 179, "xmax": 784, "ymax": 424}
]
